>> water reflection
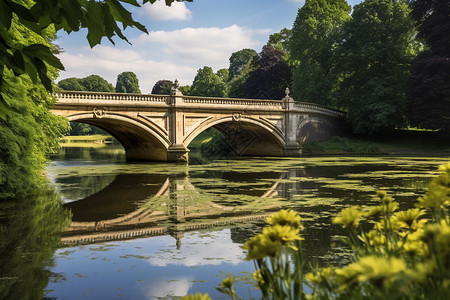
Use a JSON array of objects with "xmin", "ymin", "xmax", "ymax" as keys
[
  {"xmin": 0, "ymin": 190, "xmax": 71, "ymax": 300},
  {"xmin": 44, "ymin": 148, "xmax": 450, "ymax": 299}
]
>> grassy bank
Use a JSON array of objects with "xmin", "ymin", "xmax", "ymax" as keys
[
  {"xmin": 60, "ymin": 135, "xmax": 119, "ymax": 148},
  {"xmin": 303, "ymin": 130, "xmax": 450, "ymax": 156}
]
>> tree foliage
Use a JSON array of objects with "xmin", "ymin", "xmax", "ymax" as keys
[
  {"xmin": 58, "ymin": 75, "xmax": 114, "ymax": 92},
  {"xmin": 151, "ymin": 79, "xmax": 174, "ymax": 94},
  {"xmin": 227, "ymin": 49, "xmax": 258, "ymax": 82},
  {"xmin": 290, "ymin": 0, "xmax": 351, "ymax": 106},
  {"xmin": 0, "ymin": 0, "xmax": 192, "ymax": 118},
  {"xmin": 407, "ymin": 0, "xmax": 450, "ymax": 133},
  {"xmin": 336, "ymin": 0, "xmax": 416, "ymax": 135},
  {"xmin": 243, "ymin": 45, "xmax": 291, "ymax": 100},
  {"xmin": 115, "ymin": 71, "xmax": 141, "ymax": 93},
  {"xmin": 216, "ymin": 68, "xmax": 229, "ymax": 83},
  {"xmin": 190, "ymin": 66, "xmax": 228, "ymax": 97},
  {"xmin": 267, "ymin": 28, "xmax": 292, "ymax": 61}
]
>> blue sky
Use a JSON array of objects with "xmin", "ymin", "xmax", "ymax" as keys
[{"xmin": 56, "ymin": 0, "xmax": 363, "ymax": 93}]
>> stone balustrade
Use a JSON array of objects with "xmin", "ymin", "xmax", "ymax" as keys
[
  {"xmin": 182, "ymin": 96, "xmax": 283, "ymax": 107},
  {"xmin": 54, "ymin": 91, "xmax": 168, "ymax": 103}
]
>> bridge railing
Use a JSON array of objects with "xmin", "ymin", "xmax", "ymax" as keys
[
  {"xmin": 293, "ymin": 102, "xmax": 346, "ymax": 118},
  {"xmin": 182, "ymin": 95, "xmax": 284, "ymax": 107},
  {"xmin": 54, "ymin": 91, "xmax": 169, "ymax": 103}
]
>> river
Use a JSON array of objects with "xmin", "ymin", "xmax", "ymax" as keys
[{"xmin": 2, "ymin": 145, "xmax": 449, "ymax": 299}]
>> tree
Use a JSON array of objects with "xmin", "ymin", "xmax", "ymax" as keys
[
  {"xmin": 57, "ymin": 77, "xmax": 87, "ymax": 91},
  {"xmin": 243, "ymin": 45, "xmax": 292, "ymax": 100},
  {"xmin": 151, "ymin": 80, "xmax": 174, "ymax": 94},
  {"xmin": 267, "ymin": 28, "xmax": 292, "ymax": 61},
  {"xmin": 190, "ymin": 66, "xmax": 228, "ymax": 97},
  {"xmin": 228, "ymin": 49, "xmax": 258, "ymax": 82},
  {"xmin": 337, "ymin": 0, "xmax": 416, "ymax": 135},
  {"xmin": 0, "ymin": 18, "xmax": 69, "ymax": 199},
  {"xmin": 115, "ymin": 71, "xmax": 141, "ymax": 93},
  {"xmin": 407, "ymin": 0, "xmax": 450, "ymax": 133},
  {"xmin": 0, "ymin": 0, "xmax": 191, "ymax": 118},
  {"xmin": 216, "ymin": 68, "xmax": 229, "ymax": 83},
  {"xmin": 290, "ymin": 0, "xmax": 351, "ymax": 106},
  {"xmin": 58, "ymin": 75, "xmax": 114, "ymax": 92}
]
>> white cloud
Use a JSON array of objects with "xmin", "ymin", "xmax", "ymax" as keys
[
  {"xmin": 57, "ymin": 45, "xmax": 196, "ymax": 93},
  {"xmin": 148, "ymin": 229, "xmax": 245, "ymax": 267},
  {"xmin": 134, "ymin": 25, "xmax": 268, "ymax": 70},
  {"xmin": 141, "ymin": 0, "xmax": 192, "ymax": 21},
  {"xmin": 142, "ymin": 277, "xmax": 193, "ymax": 299},
  {"xmin": 287, "ymin": 0, "xmax": 306, "ymax": 7},
  {"xmin": 57, "ymin": 25, "xmax": 269, "ymax": 92}
]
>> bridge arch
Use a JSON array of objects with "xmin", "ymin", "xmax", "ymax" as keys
[
  {"xmin": 184, "ymin": 116, "xmax": 286, "ymax": 156},
  {"xmin": 67, "ymin": 113, "xmax": 170, "ymax": 161},
  {"xmin": 296, "ymin": 116, "xmax": 343, "ymax": 144}
]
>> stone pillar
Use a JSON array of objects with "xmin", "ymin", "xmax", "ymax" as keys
[
  {"xmin": 167, "ymin": 80, "xmax": 189, "ymax": 162},
  {"xmin": 282, "ymin": 88, "xmax": 302, "ymax": 156}
]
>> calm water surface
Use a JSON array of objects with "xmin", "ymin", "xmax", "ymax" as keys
[{"xmin": 26, "ymin": 147, "xmax": 450, "ymax": 299}]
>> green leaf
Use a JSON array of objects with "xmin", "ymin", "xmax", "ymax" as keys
[
  {"xmin": 0, "ymin": 98, "xmax": 10, "ymax": 119},
  {"xmin": 0, "ymin": 1, "xmax": 13, "ymax": 29},
  {"xmin": 33, "ymin": 58, "xmax": 52, "ymax": 92},
  {"xmin": 85, "ymin": 2, "xmax": 105, "ymax": 47},
  {"xmin": 22, "ymin": 44, "xmax": 64, "ymax": 70},
  {"xmin": 118, "ymin": 0, "xmax": 141, "ymax": 7}
]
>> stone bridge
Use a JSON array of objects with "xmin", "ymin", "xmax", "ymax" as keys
[{"xmin": 51, "ymin": 88, "xmax": 346, "ymax": 162}]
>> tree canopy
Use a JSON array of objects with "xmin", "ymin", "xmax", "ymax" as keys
[
  {"xmin": 227, "ymin": 49, "xmax": 258, "ymax": 82},
  {"xmin": 151, "ymin": 80, "xmax": 174, "ymax": 94},
  {"xmin": 58, "ymin": 75, "xmax": 114, "ymax": 92},
  {"xmin": 407, "ymin": 0, "xmax": 450, "ymax": 133},
  {"xmin": 243, "ymin": 45, "xmax": 291, "ymax": 100},
  {"xmin": 115, "ymin": 71, "xmax": 141, "ymax": 93},
  {"xmin": 290, "ymin": 0, "xmax": 351, "ymax": 106},
  {"xmin": 337, "ymin": 0, "xmax": 415, "ymax": 135},
  {"xmin": 190, "ymin": 66, "xmax": 228, "ymax": 97}
]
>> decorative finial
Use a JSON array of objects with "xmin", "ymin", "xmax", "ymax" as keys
[
  {"xmin": 285, "ymin": 87, "xmax": 290, "ymax": 97},
  {"xmin": 174, "ymin": 79, "xmax": 179, "ymax": 89}
]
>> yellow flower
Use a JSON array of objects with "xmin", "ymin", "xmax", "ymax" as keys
[
  {"xmin": 262, "ymin": 224, "xmax": 303, "ymax": 244},
  {"xmin": 267, "ymin": 209, "xmax": 303, "ymax": 230},
  {"xmin": 360, "ymin": 230, "xmax": 386, "ymax": 247},
  {"xmin": 421, "ymin": 220, "xmax": 450, "ymax": 264},
  {"xmin": 392, "ymin": 208, "xmax": 425, "ymax": 230},
  {"xmin": 335, "ymin": 256, "xmax": 408, "ymax": 289},
  {"xmin": 220, "ymin": 277, "xmax": 233, "ymax": 289},
  {"xmin": 333, "ymin": 206, "xmax": 363, "ymax": 229},
  {"xmin": 416, "ymin": 183, "xmax": 449, "ymax": 209},
  {"xmin": 242, "ymin": 224, "xmax": 302, "ymax": 260},
  {"xmin": 252, "ymin": 270, "xmax": 264, "ymax": 285},
  {"xmin": 306, "ymin": 267, "xmax": 333, "ymax": 285},
  {"xmin": 180, "ymin": 293, "xmax": 212, "ymax": 300}
]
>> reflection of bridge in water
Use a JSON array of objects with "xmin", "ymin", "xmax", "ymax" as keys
[{"xmin": 61, "ymin": 171, "xmax": 293, "ymax": 246}]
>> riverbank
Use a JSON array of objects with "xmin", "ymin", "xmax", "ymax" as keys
[{"xmin": 303, "ymin": 130, "xmax": 450, "ymax": 156}]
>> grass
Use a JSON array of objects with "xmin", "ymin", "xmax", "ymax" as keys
[{"xmin": 302, "ymin": 136, "xmax": 381, "ymax": 155}]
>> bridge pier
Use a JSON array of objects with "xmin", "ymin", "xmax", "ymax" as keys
[{"xmin": 167, "ymin": 144, "xmax": 189, "ymax": 162}]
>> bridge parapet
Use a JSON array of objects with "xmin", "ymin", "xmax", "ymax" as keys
[
  {"xmin": 293, "ymin": 102, "xmax": 346, "ymax": 119},
  {"xmin": 54, "ymin": 91, "xmax": 169, "ymax": 103}
]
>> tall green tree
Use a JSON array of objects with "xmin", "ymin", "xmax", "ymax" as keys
[
  {"xmin": 216, "ymin": 68, "xmax": 229, "ymax": 83},
  {"xmin": 243, "ymin": 45, "xmax": 292, "ymax": 100},
  {"xmin": 190, "ymin": 66, "xmax": 228, "ymax": 97},
  {"xmin": 407, "ymin": 0, "xmax": 450, "ymax": 133},
  {"xmin": 267, "ymin": 28, "xmax": 292, "ymax": 61},
  {"xmin": 115, "ymin": 71, "xmax": 141, "ymax": 93},
  {"xmin": 227, "ymin": 49, "xmax": 258, "ymax": 82},
  {"xmin": 337, "ymin": 0, "xmax": 416, "ymax": 135},
  {"xmin": 290, "ymin": 0, "xmax": 351, "ymax": 105},
  {"xmin": 0, "ymin": 0, "xmax": 192, "ymax": 118}
]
